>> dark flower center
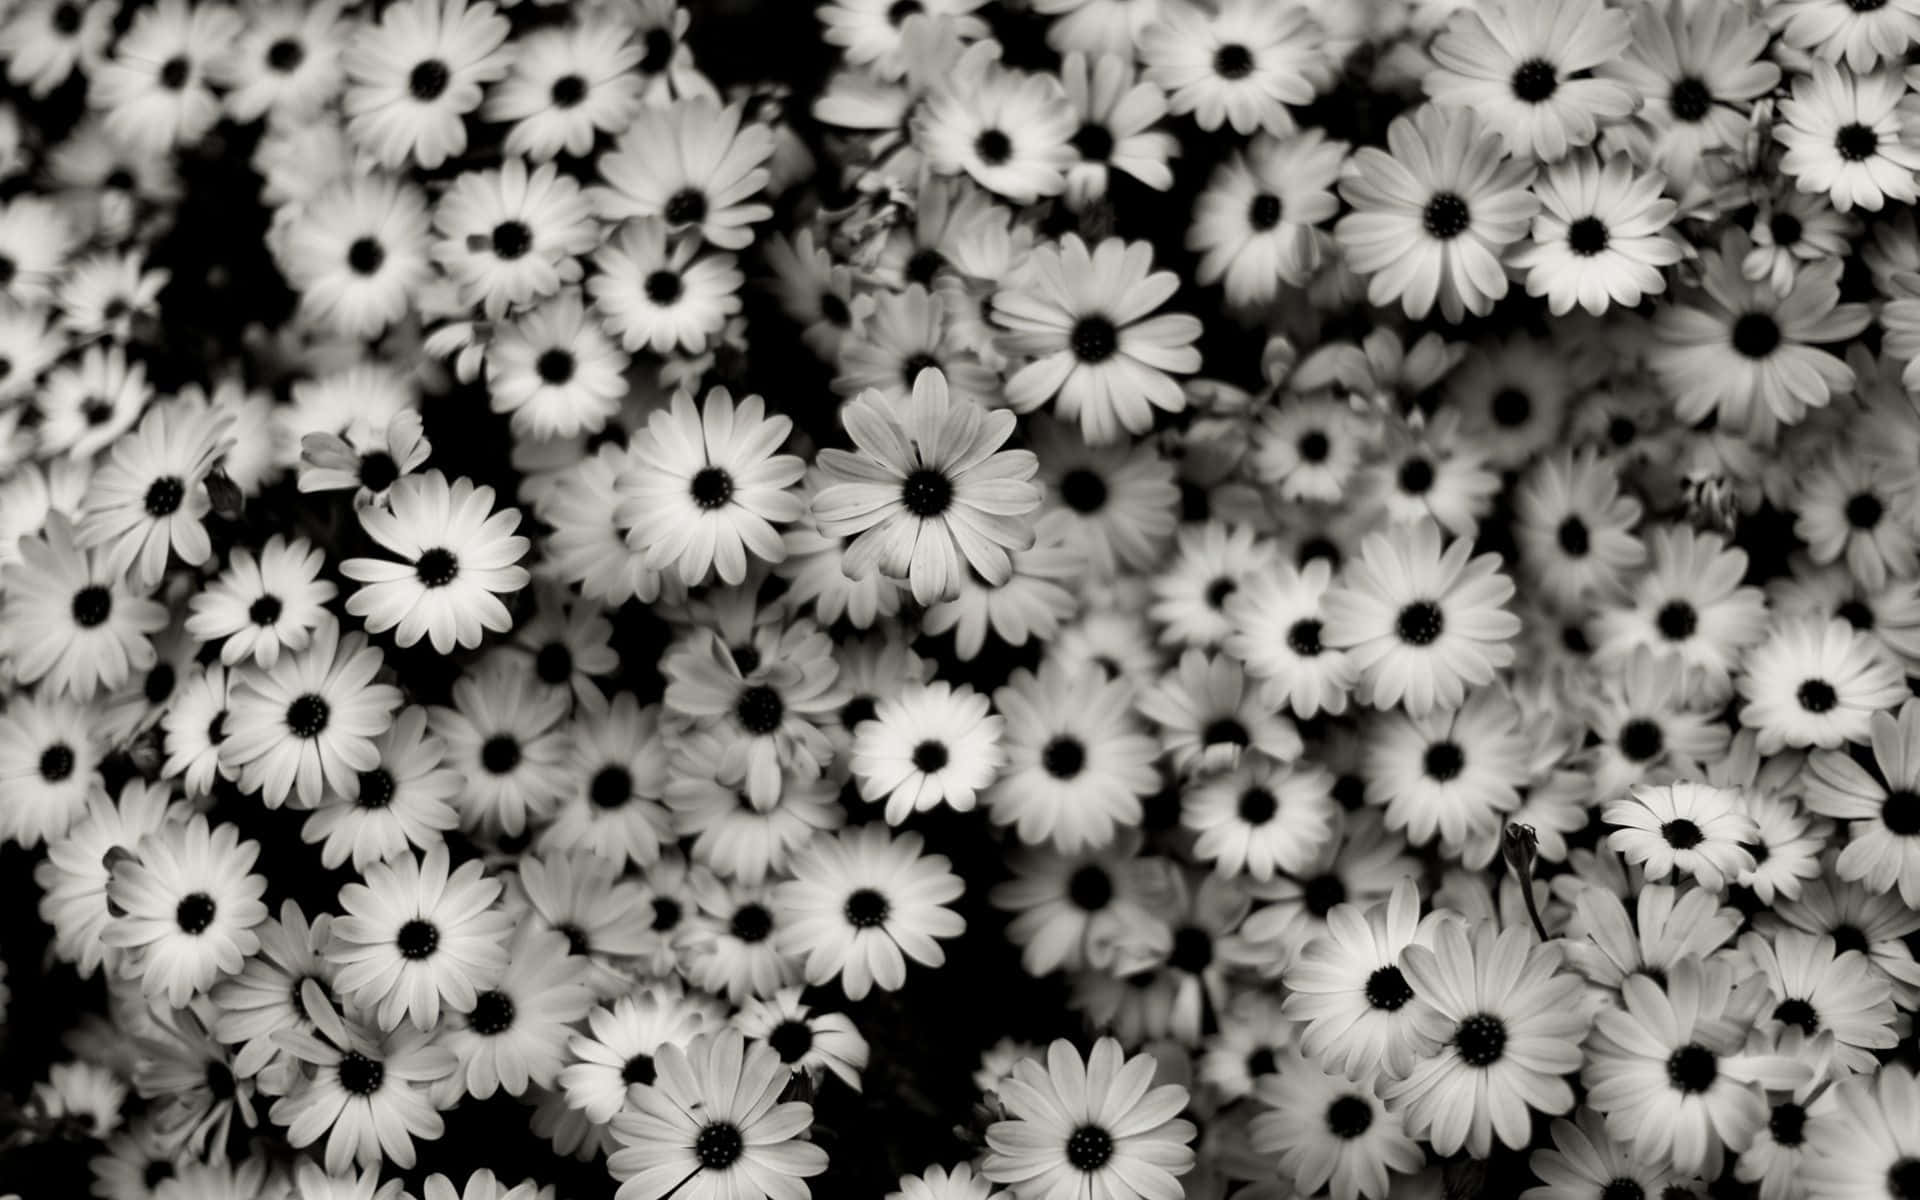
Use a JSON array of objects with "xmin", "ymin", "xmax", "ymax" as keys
[
  {"xmin": 665, "ymin": 188, "xmax": 708, "ymax": 226},
  {"xmin": 1213, "ymin": 44, "xmax": 1254, "ymax": 79},
  {"xmin": 1327, "ymin": 1095, "xmax": 1374, "ymax": 1138},
  {"xmin": 901, "ymin": 468, "xmax": 953, "ymax": 517},
  {"xmin": 84, "ymin": 398, "xmax": 116, "ymax": 426},
  {"xmin": 1423, "ymin": 741, "xmax": 1464, "ymax": 782},
  {"xmin": 1303, "ymin": 873, "xmax": 1345, "ymax": 916},
  {"xmin": 1769, "ymin": 1102, "xmax": 1807, "ymax": 1147},
  {"xmin": 623, "ymin": 1053, "xmax": 655, "ymax": 1085},
  {"xmin": 736, "ymin": 686, "xmax": 785, "ymax": 735},
  {"xmin": 912, "ymin": 740, "xmax": 949, "ymax": 773},
  {"xmin": 1661, "ymin": 818, "xmax": 1704, "ymax": 849},
  {"xmin": 842, "ymin": 697, "xmax": 877, "ymax": 730},
  {"xmin": 1067, "ymin": 1124, "xmax": 1114, "ymax": 1170},
  {"xmin": 1238, "ymin": 786, "xmax": 1278, "ymax": 825},
  {"xmin": 1773, "ymin": 997, "xmax": 1819, "ymax": 1033},
  {"xmin": 39, "ymin": 744, "xmax": 75, "ymax": 782},
  {"xmin": 550, "ymin": 74, "xmax": 585, "ymax": 106},
  {"xmin": 1248, "ymin": 193, "xmax": 1283, "ymax": 232},
  {"xmin": 415, "ymin": 547, "xmax": 458, "ymax": 587},
  {"xmin": 357, "ymin": 769, "xmax": 395, "ymax": 809},
  {"xmin": 408, "ymin": 59, "xmax": 450, "ymax": 101},
  {"xmin": 1395, "ymin": 602, "xmax": 1444, "ymax": 645},
  {"xmin": 481, "ymin": 735, "xmax": 521, "ymax": 774},
  {"xmin": 348, "ymin": 238, "xmax": 385, "ymax": 275},
  {"xmin": 1797, "ymin": 679, "xmax": 1838, "ymax": 714},
  {"xmin": 1847, "ymin": 492, "xmax": 1884, "ymax": 529},
  {"xmin": 1247, "ymin": 1048, "xmax": 1277, "ymax": 1077},
  {"xmin": 249, "ymin": 594, "xmax": 283, "ymax": 626},
  {"xmin": 1071, "ymin": 316, "xmax": 1118, "ymax": 364},
  {"xmin": 1492, "ymin": 389, "xmax": 1531, "ymax": 427},
  {"xmin": 1837, "ymin": 123, "xmax": 1880, "ymax": 162},
  {"xmin": 1620, "ymin": 719, "xmax": 1664, "ymax": 762},
  {"xmin": 1567, "ymin": 216, "xmax": 1610, "ymax": 256},
  {"xmin": 1601, "ymin": 1181, "xmax": 1644, "ymax": 1200},
  {"xmin": 71, "ymin": 585, "xmax": 113, "ymax": 628},
  {"xmin": 820, "ymin": 293, "xmax": 851, "ymax": 327},
  {"xmin": 1884, "ymin": 789, "xmax": 1920, "ymax": 836},
  {"xmin": 1061, "ymin": 468, "xmax": 1107, "ymax": 513},
  {"xmin": 286, "ymin": 694, "xmax": 330, "ymax": 738},
  {"xmin": 1510, "ymin": 58, "xmax": 1558, "ymax": 102},
  {"xmin": 1656, "ymin": 601, "xmax": 1697, "ymax": 641},
  {"xmin": 1169, "ymin": 926, "xmax": 1213, "ymax": 973},
  {"xmin": 1299, "ymin": 430, "xmax": 1331, "ymax": 462},
  {"xmin": 1068, "ymin": 865, "xmax": 1112, "ymax": 911},
  {"xmin": 591, "ymin": 766, "xmax": 632, "ymax": 809},
  {"xmin": 1670, "ymin": 77, "xmax": 1712, "ymax": 121},
  {"xmin": 1887, "ymin": 1159, "xmax": 1920, "ymax": 1200},
  {"xmin": 1206, "ymin": 577, "xmax": 1237, "ymax": 608},
  {"xmin": 769, "ymin": 1020, "xmax": 813, "ymax": 1062},
  {"xmin": 695, "ymin": 1122, "xmax": 744, "ymax": 1169},
  {"xmin": 359, "ymin": 451, "xmax": 399, "ymax": 491},
  {"xmin": 1205, "ymin": 718, "xmax": 1249, "ymax": 749},
  {"xmin": 1558, "ymin": 516, "xmax": 1591, "ymax": 556},
  {"xmin": 535, "ymin": 642, "xmax": 572, "ymax": 684},
  {"xmin": 1770, "ymin": 212, "xmax": 1803, "ymax": 246},
  {"xmin": 1667, "ymin": 1043, "xmax": 1718, "ymax": 1092},
  {"xmin": 843, "ymin": 888, "xmax": 890, "ymax": 929},
  {"xmin": 1042, "ymin": 736, "xmax": 1085, "ymax": 779},
  {"xmin": 339, "ymin": 1052, "xmax": 383, "ymax": 1095},
  {"xmin": 690, "ymin": 467, "xmax": 734, "ymax": 509},
  {"xmin": 1454, "ymin": 1013, "xmax": 1507, "ymax": 1066},
  {"xmin": 1423, "ymin": 192, "xmax": 1470, "ymax": 240},
  {"xmin": 1398, "ymin": 456, "xmax": 1434, "ymax": 494},
  {"xmin": 639, "ymin": 27, "xmax": 673, "ymax": 72},
  {"xmin": 1072, "ymin": 122, "xmax": 1114, "ymax": 162},
  {"xmin": 1833, "ymin": 923, "xmax": 1869, "ymax": 955},
  {"xmin": 144, "ymin": 476, "xmax": 185, "ymax": 516},
  {"xmin": 1732, "ymin": 312, "xmax": 1781, "ymax": 359},
  {"xmin": 1839, "ymin": 599, "xmax": 1876, "ymax": 629},
  {"xmin": 652, "ymin": 898, "xmax": 682, "ymax": 931},
  {"xmin": 904, "ymin": 252, "xmax": 944, "ymax": 288},
  {"xmin": 52, "ymin": 3, "xmax": 82, "ymax": 34},
  {"xmin": 1366, "ymin": 965, "xmax": 1414, "ymax": 1011},
  {"xmin": 534, "ymin": 348, "xmax": 576, "ymax": 386},
  {"xmin": 731, "ymin": 903, "xmax": 774, "ymax": 942},
  {"xmin": 974, "ymin": 129, "xmax": 1013, "ymax": 166},
  {"xmin": 397, "ymin": 919, "xmax": 439, "ymax": 959},
  {"xmin": 159, "ymin": 56, "xmax": 191, "ymax": 90},
  {"xmin": 175, "ymin": 892, "xmax": 216, "ymax": 934},
  {"xmin": 644, "ymin": 271, "xmax": 683, "ymax": 305},
  {"xmin": 470, "ymin": 990, "xmax": 515, "ymax": 1035},
  {"xmin": 1288, "ymin": 619, "xmax": 1324, "ymax": 657},
  {"xmin": 491, "ymin": 221, "xmax": 532, "ymax": 260}
]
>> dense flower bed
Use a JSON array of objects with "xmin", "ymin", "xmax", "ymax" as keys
[{"xmin": 2, "ymin": 1, "xmax": 1920, "ymax": 1199}]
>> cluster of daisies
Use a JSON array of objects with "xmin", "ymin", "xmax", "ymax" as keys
[{"xmin": 10, "ymin": 0, "xmax": 1920, "ymax": 1197}]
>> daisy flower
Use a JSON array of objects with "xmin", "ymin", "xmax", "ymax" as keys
[
  {"xmin": 1604, "ymin": 781, "xmax": 1759, "ymax": 893},
  {"xmin": 1250, "ymin": 1049, "xmax": 1422, "ymax": 1200},
  {"xmin": 1322, "ymin": 519, "xmax": 1521, "ymax": 717},
  {"xmin": 1335, "ymin": 105, "xmax": 1539, "ymax": 322},
  {"xmin": 982, "ymin": 1038, "xmax": 1196, "ymax": 1200},
  {"xmin": 1224, "ymin": 558, "xmax": 1357, "ymax": 719},
  {"xmin": 993, "ymin": 234, "xmax": 1202, "ymax": 444},
  {"xmin": 1060, "ymin": 52, "xmax": 1177, "ymax": 210},
  {"xmin": 0, "ymin": 514, "xmax": 167, "ymax": 701},
  {"xmin": 607, "ymin": 1029, "xmax": 828, "ymax": 1200},
  {"xmin": 37, "ymin": 343, "xmax": 152, "ymax": 460},
  {"xmin": 662, "ymin": 623, "xmax": 843, "ymax": 808},
  {"xmin": 914, "ymin": 52, "xmax": 1076, "ymax": 204},
  {"xmin": 1139, "ymin": 0, "xmax": 1330, "ymax": 135},
  {"xmin": 679, "ymin": 875, "xmax": 802, "ymax": 1004},
  {"xmin": 1030, "ymin": 417, "xmax": 1180, "ymax": 579},
  {"xmin": 486, "ymin": 291, "xmax": 629, "ymax": 441},
  {"xmin": 833, "ymin": 283, "xmax": 1001, "ymax": 409},
  {"xmin": 33, "ymin": 781, "xmax": 179, "ymax": 978},
  {"xmin": 1180, "ymin": 753, "xmax": 1337, "ymax": 881},
  {"xmin": 813, "ymin": 367, "xmax": 1041, "ymax": 604},
  {"xmin": 270, "ymin": 999, "xmax": 456, "ymax": 1175},
  {"xmin": 327, "ymin": 841, "xmax": 515, "ymax": 1032},
  {"xmin": 89, "ymin": 0, "xmax": 240, "ymax": 150},
  {"xmin": 595, "ymin": 98, "xmax": 773, "ymax": 250},
  {"xmin": 616, "ymin": 387, "xmax": 804, "ymax": 588},
  {"xmin": 1737, "ymin": 618, "xmax": 1907, "ymax": 754},
  {"xmin": 210, "ymin": 1, "xmax": 348, "ymax": 125},
  {"xmin": 776, "ymin": 824, "xmax": 965, "ymax": 1001},
  {"xmin": 299, "ymin": 410, "xmax": 434, "ymax": 512},
  {"xmin": 1381, "ymin": 920, "xmax": 1591, "ymax": 1157},
  {"xmin": 221, "ymin": 618, "xmax": 401, "ymax": 809},
  {"xmin": 1363, "ymin": 686, "xmax": 1529, "ymax": 856},
  {"xmin": 1583, "ymin": 957, "xmax": 1813, "ymax": 1177},
  {"xmin": 990, "ymin": 833, "xmax": 1168, "ymax": 978},
  {"xmin": 560, "ymin": 985, "xmax": 717, "ymax": 1123},
  {"xmin": 987, "ymin": 662, "xmax": 1162, "ymax": 853},
  {"xmin": 1794, "ymin": 452, "xmax": 1917, "ymax": 590},
  {"xmin": 1523, "ymin": 1107, "xmax": 1704, "ymax": 1200},
  {"xmin": 0, "ymin": 691, "xmax": 101, "ymax": 849},
  {"xmin": 1425, "ymin": 0, "xmax": 1635, "ymax": 161},
  {"xmin": 1767, "ymin": 0, "xmax": 1920, "ymax": 71},
  {"xmin": 209, "ymin": 900, "xmax": 339, "ymax": 1087},
  {"xmin": 1593, "ymin": 525, "xmax": 1771, "ymax": 704},
  {"xmin": 849, "ymin": 680, "xmax": 1005, "ymax": 826},
  {"xmin": 430, "ymin": 658, "xmax": 573, "ymax": 837},
  {"xmin": 275, "ymin": 173, "xmax": 434, "ymax": 341},
  {"xmin": 186, "ymin": 535, "xmax": 337, "ymax": 669},
  {"xmin": 734, "ymin": 988, "xmax": 869, "ymax": 1094},
  {"xmin": 482, "ymin": 20, "xmax": 644, "ymax": 162},
  {"xmin": 1512, "ymin": 448, "xmax": 1646, "ymax": 608},
  {"xmin": 431, "ymin": 158, "xmax": 597, "ymax": 321},
  {"xmin": 155, "ymin": 663, "xmax": 232, "ymax": 789},
  {"xmin": 1510, "ymin": 151, "xmax": 1682, "ymax": 316},
  {"xmin": 2, "ymin": 0, "xmax": 114, "ymax": 99},
  {"xmin": 342, "ymin": 471, "xmax": 530, "ymax": 654},
  {"xmin": 1282, "ymin": 877, "xmax": 1449, "ymax": 1082},
  {"xmin": 539, "ymin": 693, "xmax": 673, "ymax": 870},
  {"xmin": 442, "ymin": 923, "xmax": 592, "ymax": 1100},
  {"xmin": 1742, "ymin": 929, "xmax": 1898, "ymax": 1079},
  {"xmin": 1651, "ymin": 233, "xmax": 1870, "ymax": 439},
  {"xmin": 1137, "ymin": 649, "xmax": 1302, "ymax": 777},
  {"xmin": 1805, "ymin": 698, "xmax": 1920, "ymax": 906},
  {"xmin": 1577, "ymin": 646, "xmax": 1729, "ymax": 804},
  {"xmin": 104, "ymin": 814, "xmax": 267, "ymax": 1009},
  {"xmin": 1799, "ymin": 1064, "xmax": 1920, "ymax": 1200},
  {"xmin": 588, "ymin": 218, "xmax": 743, "ymax": 356},
  {"xmin": 1597, "ymin": 0, "xmax": 1780, "ymax": 180},
  {"xmin": 342, "ymin": 0, "xmax": 512, "ymax": 170},
  {"xmin": 1186, "ymin": 129, "xmax": 1345, "ymax": 309},
  {"xmin": 1777, "ymin": 62, "xmax": 1920, "ymax": 213},
  {"xmin": 297, "ymin": 706, "xmax": 461, "ymax": 873}
]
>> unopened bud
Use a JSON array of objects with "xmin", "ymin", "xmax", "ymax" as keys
[
  {"xmin": 205, "ymin": 469, "xmax": 243, "ymax": 520},
  {"xmin": 1502, "ymin": 823, "xmax": 1539, "ymax": 879}
]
